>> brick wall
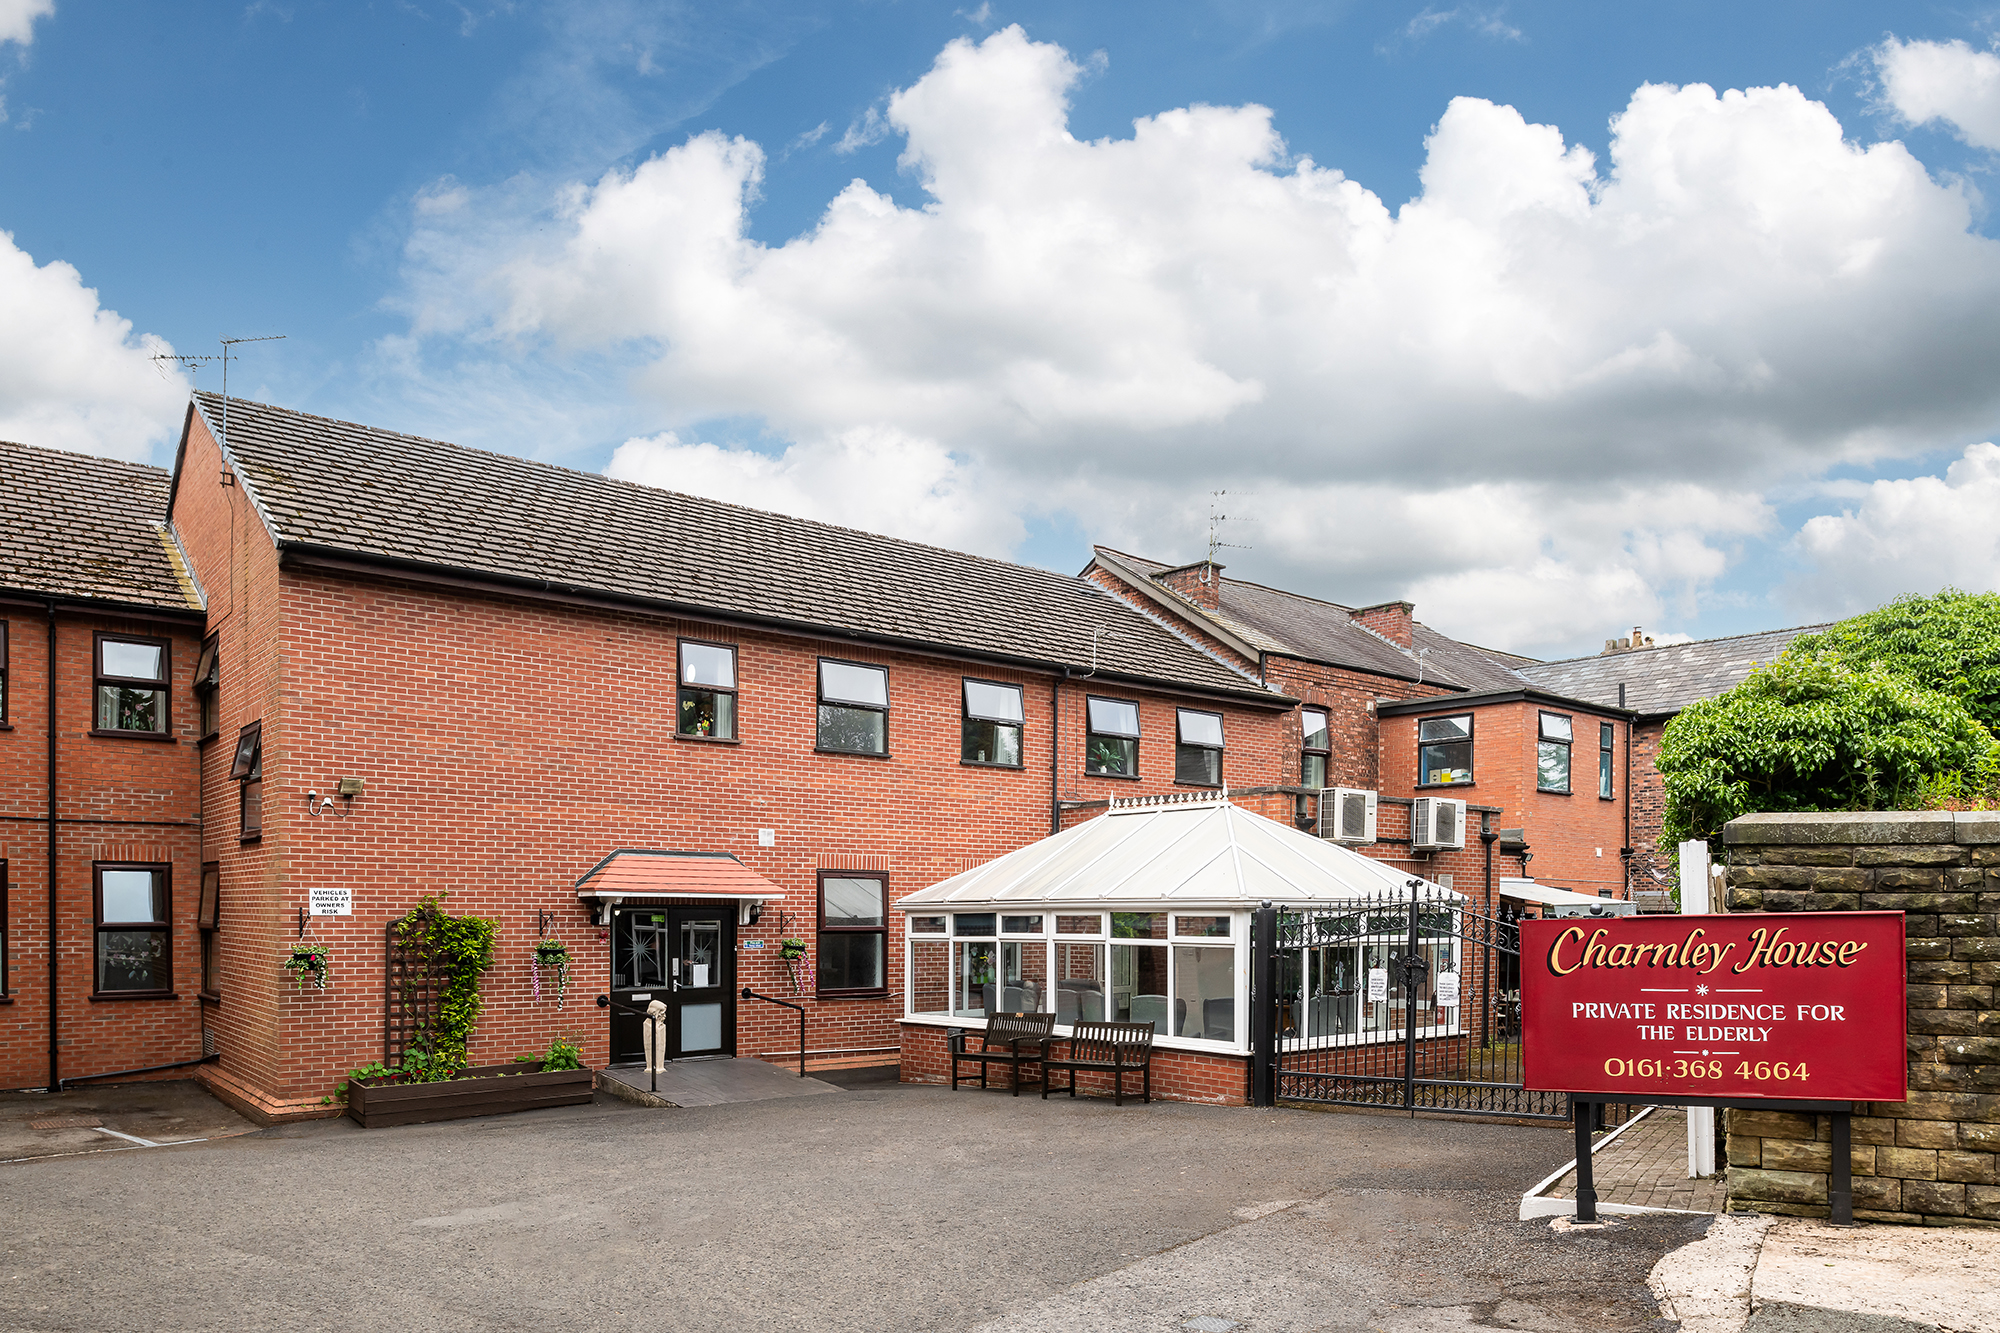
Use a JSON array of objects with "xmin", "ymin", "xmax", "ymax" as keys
[
  {"xmin": 899, "ymin": 1020, "xmax": 1251, "ymax": 1105},
  {"xmin": 0, "ymin": 601, "xmax": 206, "ymax": 1091},
  {"xmin": 1626, "ymin": 719, "xmax": 1669, "ymax": 887},
  {"xmin": 1721, "ymin": 809, "xmax": 2000, "ymax": 1226}
]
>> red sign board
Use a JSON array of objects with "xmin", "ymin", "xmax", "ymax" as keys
[{"xmin": 1520, "ymin": 912, "xmax": 1906, "ymax": 1103}]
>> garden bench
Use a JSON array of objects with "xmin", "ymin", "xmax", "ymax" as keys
[
  {"xmin": 949, "ymin": 1012, "xmax": 1056, "ymax": 1095},
  {"xmin": 1042, "ymin": 1020, "xmax": 1155, "ymax": 1105}
]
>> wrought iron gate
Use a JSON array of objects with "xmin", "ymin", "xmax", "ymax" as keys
[{"xmin": 1254, "ymin": 883, "xmax": 1570, "ymax": 1120}]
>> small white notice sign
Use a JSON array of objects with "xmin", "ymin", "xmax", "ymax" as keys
[
  {"xmin": 308, "ymin": 886, "xmax": 352, "ymax": 917},
  {"xmin": 1435, "ymin": 972, "xmax": 1460, "ymax": 1008},
  {"xmin": 690, "ymin": 964, "xmax": 710, "ymax": 988},
  {"xmin": 1367, "ymin": 968, "xmax": 1388, "ymax": 1003}
]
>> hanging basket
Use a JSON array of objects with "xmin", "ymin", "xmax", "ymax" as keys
[
  {"xmin": 284, "ymin": 942, "xmax": 332, "ymax": 991},
  {"xmin": 533, "ymin": 939, "xmax": 572, "ymax": 1008},
  {"xmin": 778, "ymin": 938, "xmax": 808, "ymax": 996}
]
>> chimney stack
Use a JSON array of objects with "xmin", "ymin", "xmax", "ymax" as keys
[
  {"xmin": 1351, "ymin": 600, "xmax": 1416, "ymax": 648},
  {"xmin": 1599, "ymin": 625, "xmax": 1657, "ymax": 655},
  {"xmin": 1153, "ymin": 560, "xmax": 1225, "ymax": 611}
]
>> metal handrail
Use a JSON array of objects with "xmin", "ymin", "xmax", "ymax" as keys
[{"xmin": 740, "ymin": 988, "xmax": 807, "ymax": 1077}]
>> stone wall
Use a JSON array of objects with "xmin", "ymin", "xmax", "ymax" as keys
[{"xmin": 1721, "ymin": 809, "xmax": 2000, "ymax": 1226}]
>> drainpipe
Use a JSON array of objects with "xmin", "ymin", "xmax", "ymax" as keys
[
  {"xmin": 45, "ymin": 601, "xmax": 58, "ymax": 1091},
  {"xmin": 1620, "ymin": 684, "xmax": 1632, "ymax": 898},
  {"xmin": 1479, "ymin": 811, "xmax": 1496, "ymax": 915},
  {"xmin": 1049, "ymin": 668, "xmax": 1070, "ymax": 836}
]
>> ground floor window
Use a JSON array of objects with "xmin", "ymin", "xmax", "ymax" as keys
[
  {"xmin": 198, "ymin": 863, "xmax": 220, "ymax": 998},
  {"xmin": 817, "ymin": 874, "xmax": 887, "ymax": 994},
  {"xmin": 95, "ymin": 863, "xmax": 170, "ymax": 994}
]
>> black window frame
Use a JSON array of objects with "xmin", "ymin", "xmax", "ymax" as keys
[
  {"xmin": 1416, "ymin": 712, "xmax": 1475, "ymax": 788},
  {"xmin": 0, "ymin": 620, "xmax": 9, "ymax": 726},
  {"xmin": 93, "ymin": 862, "xmax": 172, "ymax": 997},
  {"xmin": 1083, "ymin": 695, "xmax": 1141, "ymax": 779},
  {"xmin": 193, "ymin": 633, "xmax": 220, "ymax": 740},
  {"xmin": 1300, "ymin": 707, "xmax": 1330, "ymax": 789},
  {"xmin": 91, "ymin": 632, "xmax": 170, "ymax": 738},
  {"xmin": 0, "ymin": 858, "xmax": 8, "ymax": 996},
  {"xmin": 230, "ymin": 721, "xmax": 264, "ymax": 841},
  {"xmin": 1537, "ymin": 710, "xmax": 1573, "ymax": 795},
  {"xmin": 1174, "ymin": 708, "xmax": 1225, "ymax": 787},
  {"xmin": 815, "ymin": 658, "xmax": 890, "ymax": 757},
  {"xmin": 960, "ymin": 677, "xmax": 1025, "ymax": 769},
  {"xmin": 676, "ymin": 638, "xmax": 739, "ymax": 742},
  {"xmin": 198, "ymin": 862, "xmax": 221, "ymax": 999},
  {"xmin": 815, "ymin": 871, "xmax": 889, "ymax": 997},
  {"xmin": 1599, "ymin": 721, "xmax": 1615, "ymax": 800}
]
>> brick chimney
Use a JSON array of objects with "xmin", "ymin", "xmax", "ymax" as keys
[
  {"xmin": 1599, "ymin": 625, "xmax": 1657, "ymax": 656},
  {"xmin": 1153, "ymin": 561, "xmax": 1225, "ymax": 611},
  {"xmin": 1352, "ymin": 600, "xmax": 1415, "ymax": 647}
]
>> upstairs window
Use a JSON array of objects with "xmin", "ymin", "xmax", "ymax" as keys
[
  {"xmin": 817, "ymin": 660, "xmax": 888, "ymax": 755},
  {"xmin": 961, "ymin": 679, "xmax": 1024, "ymax": 767},
  {"xmin": 1417, "ymin": 714, "xmax": 1473, "ymax": 786},
  {"xmin": 95, "ymin": 864, "xmax": 170, "ymax": 994},
  {"xmin": 677, "ymin": 640, "xmax": 738, "ymax": 740},
  {"xmin": 193, "ymin": 634, "xmax": 219, "ymax": 738},
  {"xmin": 1301, "ymin": 708, "xmax": 1330, "ymax": 789},
  {"xmin": 1175, "ymin": 709, "xmax": 1224, "ymax": 786},
  {"xmin": 198, "ymin": 864, "xmax": 221, "ymax": 998},
  {"xmin": 817, "ymin": 874, "xmax": 887, "ymax": 994},
  {"xmin": 1084, "ymin": 697, "xmax": 1140, "ymax": 778},
  {"xmin": 94, "ymin": 634, "xmax": 169, "ymax": 736},
  {"xmin": 230, "ymin": 721, "xmax": 264, "ymax": 840},
  {"xmin": 1599, "ymin": 721, "xmax": 1616, "ymax": 799},
  {"xmin": 1538, "ymin": 712, "xmax": 1573, "ymax": 793}
]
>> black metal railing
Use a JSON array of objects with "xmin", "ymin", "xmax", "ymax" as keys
[{"xmin": 740, "ymin": 987, "xmax": 808, "ymax": 1077}]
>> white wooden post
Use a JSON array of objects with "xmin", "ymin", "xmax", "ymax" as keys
[{"xmin": 1679, "ymin": 839, "xmax": 1717, "ymax": 1178}]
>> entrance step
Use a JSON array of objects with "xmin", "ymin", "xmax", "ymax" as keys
[{"xmin": 598, "ymin": 1057, "xmax": 844, "ymax": 1108}]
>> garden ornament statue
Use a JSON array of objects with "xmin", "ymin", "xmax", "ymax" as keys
[{"xmin": 643, "ymin": 999, "xmax": 669, "ymax": 1078}]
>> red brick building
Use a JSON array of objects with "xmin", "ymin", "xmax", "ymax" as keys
[
  {"xmin": 1082, "ymin": 549, "xmax": 1632, "ymax": 909},
  {"xmin": 0, "ymin": 441, "xmax": 209, "ymax": 1094},
  {"xmin": 125, "ymin": 393, "xmax": 1303, "ymax": 1118}
]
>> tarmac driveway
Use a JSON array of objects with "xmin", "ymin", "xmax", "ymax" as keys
[{"xmin": 0, "ymin": 1076, "xmax": 1700, "ymax": 1332}]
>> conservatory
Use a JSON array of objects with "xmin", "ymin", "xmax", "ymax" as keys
[{"xmin": 895, "ymin": 792, "xmax": 1466, "ymax": 1096}]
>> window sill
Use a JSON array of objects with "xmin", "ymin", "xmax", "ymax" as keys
[
  {"xmin": 960, "ymin": 760, "xmax": 1026, "ymax": 771},
  {"xmin": 89, "ymin": 991, "xmax": 180, "ymax": 1002},
  {"xmin": 197, "ymin": 731, "xmax": 220, "ymax": 747},
  {"xmin": 815, "ymin": 989, "xmax": 891, "ymax": 1000},
  {"xmin": 88, "ymin": 729, "xmax": 177, "ymax": 743},
  {"xmin": 239, "ymin": 835, "xmax": 263, "ymax": 845},
  {"xmin": 1415, "ymin": 783, "xmax": 1477, "ymax": 791},
  {"xmin": 814, "ymin": 747, "xmax": 892, "ymax": 760},
  {"xmin": 0, "ymin": 994, "xmax": 12, "ymax": 1004},
  {"xmin": 674, "ymin": 732, "xmax": 741, "ymax": 745},
  {"xmin": 1538, "ymin": 789, "xmax": 1573, "ymax": 797},
  {"xmin": 1082, "ymin": 770, "xmax": 1142, "ymax": 781},
  {"xmin": 0, "ymin": 723, "xmax": 13, "ymax": 731},
  {"xmin": 199, "ymin": 991, "xmax": 221, "ymax": 1005},
  {"xmin": 1174, "ymin": 780, "xmax": 1224, "ymax": 790}
]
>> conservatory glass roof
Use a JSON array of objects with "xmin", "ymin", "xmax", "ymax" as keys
[{"xmin": 896, "ymin": 793, "xmax": 1459, "ymax": 912}]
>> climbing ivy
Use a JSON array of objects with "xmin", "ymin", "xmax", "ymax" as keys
[{"xmin": 394, "ymin": 894, "xmax": 497, "ymax": 1080}]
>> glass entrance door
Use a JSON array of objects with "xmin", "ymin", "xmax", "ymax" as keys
[{"xmin": 608, "ymin": 907, "xmax": 736, "ymax": 1063}]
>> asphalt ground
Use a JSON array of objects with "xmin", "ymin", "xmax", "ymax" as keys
[{"xmin": 0, "ymin": 1078, "xmax": 1702, "ymax": 1333}]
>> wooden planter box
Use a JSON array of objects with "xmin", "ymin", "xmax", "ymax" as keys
[{"xmin": 346, "ymin": 1062, "xmax": 596, "ymax": 1129}]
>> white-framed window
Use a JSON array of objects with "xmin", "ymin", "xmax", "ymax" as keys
[
  {"xmin": 1301, "ymin": 709, "xmax": 1330, "ymax": 789},
  {"xmin": 1538, "ymin": 711, "xmax": 1573, "ymax": 793}
]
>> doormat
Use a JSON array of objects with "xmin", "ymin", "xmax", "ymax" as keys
[{"xmin": 29, "ymin": 1116, "xmax": 104, "ymax": 1130}]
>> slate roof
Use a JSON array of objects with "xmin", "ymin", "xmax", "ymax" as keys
[
  {"xmin": 1090, "ymin": 547, "xmax": 1535, "ymax": 695},
  {"xmin": 185, "ymin": 393, "xmax": 1279, "ymax": 702},
  {"xmin": 1515, "ymin": 625, "xmax": 1828, "ymax": 717},
  {"xmin": 0, "ymin": 439, "xmax": 200, "ymax": 613}
]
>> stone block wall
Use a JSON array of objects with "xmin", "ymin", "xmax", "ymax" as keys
[{"xmin": 1721, "ymin": 809, "xmax": 2000, "ymax": 1226}]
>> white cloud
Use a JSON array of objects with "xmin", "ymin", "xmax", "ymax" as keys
[
  {"xmin": 0, "ymin": 0, "xmax": 52, "ymax": 48},
  {"xmin": 1875, "ymin": 36, "xmax": 2000, "ymax": 151},
  {"xmin": 1394, "ymin": 6, "xmax": 1524, "ymax": 48},
  {"xmin": 397, "ymin": 26, "xmax": 2000, "ymax": 654},
  {"xmin": 1789, "ymin": 444, "xmax": 2000, "ymax": 617},
  {"xmin": 0, "ymin": 228, "xmax": 188, "ymax": 461}
]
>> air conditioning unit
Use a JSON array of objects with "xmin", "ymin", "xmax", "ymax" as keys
[
  {"xmin": 1319, "ymin": 787, "xmax": 1378, "ymax": 845},
  {"xmin": 1411, "ymin": 797, "xmax": 1466, "ymax": 851}
]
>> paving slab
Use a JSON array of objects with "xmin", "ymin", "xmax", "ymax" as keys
[
  {"xmin": 0, "ymin": 1078, "xmax": 258, "ymax": 1163},
  {"xmin": 1534, "ymin": 1106, "xmax": 1726, "ymax": 1215},
  {"xmin": 597, "ymin": 1055, "xmax": 844, "ymax": 1106}
]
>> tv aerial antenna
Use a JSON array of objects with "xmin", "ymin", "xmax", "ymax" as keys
[
  {"xmin": 151, "ymin": 334, "xmax": 286, "ymax": 447},
  {"xmin": 1205, "ymin": 489, "xmax": 1250, "ymax": 579}
]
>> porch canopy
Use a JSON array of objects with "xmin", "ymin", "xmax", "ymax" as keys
[
  {"xmin": 896, "ymin": 793, "xmax": 1461, "ymax": 1055},
  {"xmin": 1497, "ymin": 878, "xmax": 1613, "ymax": 911},
  {"xmin": 575, "ymin": 849, "xmax": 786, "ymax": 923}
]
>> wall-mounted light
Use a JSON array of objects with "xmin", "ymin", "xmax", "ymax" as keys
[{"xmin": 306, "ymin": 778, "xmax": 365, "ymax": 819}]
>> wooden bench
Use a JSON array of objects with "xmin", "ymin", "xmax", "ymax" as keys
[
  {"xmin": 949, "ymin": 1012, "xmax": 1056, "ymax": 1095},
  {"xmin": 1042, "ymin": 1020, "xmax": 1156, "ymax": 1105}
]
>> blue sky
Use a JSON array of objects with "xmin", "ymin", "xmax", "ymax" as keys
[{"xmin": 4, "ymin": 2, "xmax": 1999, "ymax": 657}]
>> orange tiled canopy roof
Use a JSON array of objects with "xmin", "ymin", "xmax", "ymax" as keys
[{"xmin": 573, "ymin": 850, "xmax": 786, "ymax": 900}]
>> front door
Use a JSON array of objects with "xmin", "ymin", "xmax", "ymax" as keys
[{"xmin": 609, "ymin": 907, "xmax": 736, "ymax": 1063}]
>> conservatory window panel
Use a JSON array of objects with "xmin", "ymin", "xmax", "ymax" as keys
[
  {"xmin": 956, "ymin": 940, "xmax": 998, "ymax": 1016},
  {"xmin": 997, "ymin": 938, "xmax": 1049, "ymax": 1014},
  {"xmin": 1055, "ymin": 942, "xmax": 1106, "ymax": 1025},
  {"xmin": 1172, "ymin": 945, "xmax": 1236, "ymax": 1041},
  {"xmin": 909, "ymin": 939, "xmax": 950, "ymax": 1016},
  {"xmin": 1110, "ymin": 942, "xmax": 1170, "ymax": 1029}
]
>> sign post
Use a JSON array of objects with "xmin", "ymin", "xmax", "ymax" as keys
[
  {"xmin": 1678, "ymin": 840, "xmax": 1716, "ymax": 1178},
  {"xmin": 1522, "ymin": 911, "xmax": 1906, "ymax": 1223}
]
